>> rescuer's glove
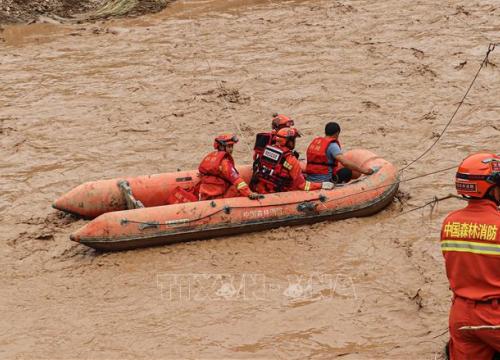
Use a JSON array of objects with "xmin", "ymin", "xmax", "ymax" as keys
[
  {"xmin": 248, "ymin": 192, "xmax": 264, "ymax": 200},
  {"xmin": 321, "ymin": 182, "xmax": 335, "ymax": 190}
]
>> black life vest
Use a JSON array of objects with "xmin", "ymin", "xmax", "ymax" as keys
[{"xmin": 251, "ymin": 145, "xmax": 293, "ymax": 192}]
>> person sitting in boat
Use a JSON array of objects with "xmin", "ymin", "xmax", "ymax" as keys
[
  {"xmin": 305, "ymin": 122, "xmax": 374, "ymax": 184},
  {"xmin": 253, "ymin": 113, "xmax": 299, "ymax": 161},
  {"xmin": 197, "ymin": 134, "xmax": 261, "ymax": 201},
  {"xmin": 251, "ymin": 127, "xmax": 335, "ymax": 194}
]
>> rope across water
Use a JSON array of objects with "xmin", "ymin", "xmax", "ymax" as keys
[{"xmin": 399, "ymin": 43, "xmax": 498, "ymax": 173}]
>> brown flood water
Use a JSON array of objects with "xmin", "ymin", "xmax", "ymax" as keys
[{"xmin": 1, "ymin": 0, "xmax": 499, "ymax": 358}]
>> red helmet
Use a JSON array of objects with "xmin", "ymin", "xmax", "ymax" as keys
[
  {"xmin": 455, "ymin": 153, "xmax": 500, "ymax": 198},
  {"xmin": 271, "ymin": 113, "xmax": 295, "ymax": 131},
  {"xmin": 275, "ymin": 127, "xmax": 301, "ymax": 147},
  {"xmin": 213, "ymin": 134, "xmax": 239, "ymax": 149}
]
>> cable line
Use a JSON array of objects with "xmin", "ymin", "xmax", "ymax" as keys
[{"xmin": 400, "ymin": 43, "xmax": 498, "ymax": 173}]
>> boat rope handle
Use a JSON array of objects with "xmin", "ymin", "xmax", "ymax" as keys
[
  {"xmin": 400, "ymin": 43, "xmax": 498, "ymax": 173},
  {"xmin": 121, "ymin": 208, "xmax": 227, "ymax": 228}
]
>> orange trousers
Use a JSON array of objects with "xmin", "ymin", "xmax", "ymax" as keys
[
  {"xmin": 199, "ymin": 183, "xmax": 241, "ymax": 201},
  {"xmin": 449, "ymin": 296, "xmax": 500, "ymax": 360}
]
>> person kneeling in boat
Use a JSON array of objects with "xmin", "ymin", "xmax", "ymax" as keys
[
  {"xmin": 253, "ymin": 113, "xmax": 299, "ymax": 161},
  {"xmin": 251, "ymin": 127, "xmax": 334, "ymax": 194},
  {"xmin": 197, "ymin": 134, "xmax": 262, "ymax": 201},
  {"xmin": 305, "ymin": 122, "xmax": 374, "ymax": 184}
]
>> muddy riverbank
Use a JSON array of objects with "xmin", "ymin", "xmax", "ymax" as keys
[{"xmin": 0, "ymin": 0, "xmax": 173, "ymax": 24}]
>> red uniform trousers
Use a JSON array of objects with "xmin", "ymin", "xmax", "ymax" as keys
[{"xmin": 449, "ymin": 296, "xmax": 500, "ymax": 360}]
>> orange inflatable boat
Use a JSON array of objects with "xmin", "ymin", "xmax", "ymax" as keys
[{"xmin": 59, "ymin": 150, "xmax": 399, "ymax": 251}]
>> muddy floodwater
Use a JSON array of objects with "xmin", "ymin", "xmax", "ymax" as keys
[{"xmin": 1, "ymin": 0, "xmax": 500, "ymax": 359}]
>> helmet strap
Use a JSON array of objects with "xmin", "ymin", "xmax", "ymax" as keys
[{"xmin": 485, "ymin": 186, "xmax": 500, "ymax": 206}]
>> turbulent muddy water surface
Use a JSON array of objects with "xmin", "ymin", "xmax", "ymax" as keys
[{"xmin": 1, "ymin": 0, "xmax": 500, "ymax": 358}]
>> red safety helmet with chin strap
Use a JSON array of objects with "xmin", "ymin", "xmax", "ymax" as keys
[
  {"xmin": 271, "ymin": 114, "xmax": 295, "ymax": 131},
  {"xmin": 275, "ymin": 127, "xmax": 301, "ymax": 147},
  {"xmin": 213, "ymin": 134, "xmax": 239, "ymax": 150},
  {"xmin": 455, "ymin": 153, "xmax": 500, "ymax": 198}
]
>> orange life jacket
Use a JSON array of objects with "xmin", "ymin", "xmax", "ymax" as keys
[
  {"xmin": 251, "ymin": 145, "xmax": 293, "ymax": 193},
  {"xmin": 198, "ymin": 151, "xmax": 234, "ymax": 198},
  {"xmin": 305, "ymin": 137, "xmax": 341, "ymax": 175}
]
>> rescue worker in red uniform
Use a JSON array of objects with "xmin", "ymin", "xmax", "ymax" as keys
[
  {"xmin": 251, "ymin": 127, "xmax": 335, "ymax": 194},
  {"xmin": 253, "ymin": 113, "xmax": 299, "ymax": 161},
  {"xmin": 198, "ymin": 134, "xmax": 261, "ymax": 201},
  {"xmin": 305, "ymin": 122, "xmax": 374, "ymax": 184},
  {"xmin": 441, "ymin": 153, "xmax": 500, "ymax": 360}
]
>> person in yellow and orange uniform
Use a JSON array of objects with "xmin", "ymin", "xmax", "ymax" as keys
[
  {"xmin": 441, "ymin": 153, "xmax": 500, "ymax": 360},
  {"xmin": 198, "ymin": 134, "xmax": 261, "ymax": 201},
  {"xmin": 251, "ymin": 127, "xmax": 334, "ymax": 194}
]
